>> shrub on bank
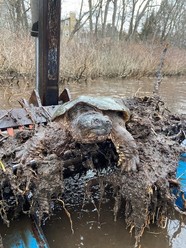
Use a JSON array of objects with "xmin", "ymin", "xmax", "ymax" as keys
[{"xmin": 1, "ymin": 31, "xmax": 186, "ymax": 83}]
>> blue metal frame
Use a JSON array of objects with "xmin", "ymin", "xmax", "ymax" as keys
[
  {"xmin": 175, "ymin": 153, "xmax": 186, "ymax": 210},
  {"xmin": 3, "ymin": 219, "xmax": 49, "ymax": 248}
]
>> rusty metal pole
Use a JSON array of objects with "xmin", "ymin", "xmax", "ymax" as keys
[{"xmin": 38, "ymin": 0, "xmax": 61, "ymax": 106}]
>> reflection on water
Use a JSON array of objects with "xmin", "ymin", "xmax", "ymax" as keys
[
  {"xmin": 0, "ymin": 77, "xmax": 186, "ymax": 248},
  {"xmin": 0, "ymin": 215, "xmax": 49, "ymax": 248},
  {"xmin": 42, "ymin": 205, "xmax": 170, "ymax": 248},
  {"xmin": 0, "ymin": 211, "xmax": 186, "ymax": 248},
  {"xmin": 167, "ymin": 219, "xmax": 186, "ymax": 248},
  {"xmin": 0, "ymin": 80, "xmax": 32, "ymax": 110}
]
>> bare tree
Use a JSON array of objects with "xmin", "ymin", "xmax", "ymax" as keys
[
  {"xmin": 88, "ymin": 0, "xmax": 93, "ymax": 34},
  {"xmin": 21, "ymin": 0, "xmax": 29, "ymax": 30},
  {"xmin": 119, "ymin": 0, "xmax": 126, "ymax": 40},
  {"xmin": 68, "ymin": 0, "xmax": 99, "ymax": 41},
  {"xmin": 3, "ymin": 0, "xmax": 30, "ymax": 31},
  {"xmin": 171, "ymin": 2, "xmax": 186, "ymax": 47},
  {"xmin": 154, "ymin": 0, "xmax": 185, "ymax": 42},
  {"xmin": 140, "ymin": 9, "xmax": 156, "ymax": 40},
  {"xmin": 127, "ymin": 0, "xmax": 152, "ymax": 40},
  {"xmin": 111, "ymin": 0, "xmax": 118, "ymax": 38},
  {"xmin": 94, "ymin": 0, "xmax": 103, "ymax": 39},
  {"xmin": 102, "ymin": 0, "xmax": 111, "ymax": 37}
]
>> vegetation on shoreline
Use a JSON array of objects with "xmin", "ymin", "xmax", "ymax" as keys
[
  {"xmin": 1, "ymin": 31, "xmax": 186, "ymax": 84},
  {"xmin": 1, "ymin": 1, "xmax": 186, "ymax": 84}
]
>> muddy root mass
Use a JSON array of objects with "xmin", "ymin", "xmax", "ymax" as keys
[{"xmin": 0, "ymin": 96, "xmax": 185, "ymax": 245}]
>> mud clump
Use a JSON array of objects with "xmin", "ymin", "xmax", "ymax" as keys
[{"xmin": 0, "ymin": 96, "xmax": 185, "ymax": 246}]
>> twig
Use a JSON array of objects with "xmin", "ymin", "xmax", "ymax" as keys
[
  {"xmin": 134, "ymin": 87, "xmax": 142, "ymax": 97},
  {"xmin": 147, "ymin": 231, "xmax": 162, "ymax": 235},
  {"xmin": 0, "ymin": 136, "xmax": 8, "ymax": 143},
  {"xmin": 28, "ymin": 168, "xmax": 38, "ymax": 178},
  {"xmin": 174, "ymin": 205, "xmax": 186, "ymax": 215},
  {"xmin": 40, "ymin": 106, "xmax": 52, "ymax": 120},
  {"xmin": 153, "ymin": 44, "xmax": 169, "ymax": 95},
  {"xmin": 160, "ymin": 216, "xmax": 168, "ymax": 229},
  {"xmin": 151, "ymin": 127, "xmax": 158, "ymax": 136},
  {"xmin": 176, "ymin": 170, "xmax": 186, "ymax": 180},
  {"xmin": 168, "ymin": 129, "xmax": 183, "ymax": 140},
  {"xmin": 19, "ymin": 98, "xmax": 36, "ymax": 125},
  {"xmin": 0, "ymin": 160, "xmax": 6, "ymax": 172},
  {"xmin": 57, "ymin": 198, "xmax": 74, "ymax": 234}
]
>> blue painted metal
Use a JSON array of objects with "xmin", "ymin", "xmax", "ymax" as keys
[
  {"xmin": 3, "ymin": 219, "xmax": 49, "ymax": 248},
  {"xmin": 175, "ymin": 152, "xmax": 186, "ymax": 210}
]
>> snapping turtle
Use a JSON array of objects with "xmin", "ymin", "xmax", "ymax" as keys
[{"xmin": 52, "ymin": 96, "xmax": 139, "ymax": 172}]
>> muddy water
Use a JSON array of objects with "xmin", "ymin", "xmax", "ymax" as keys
[
  {"xmin": 42, "ymin": 209, "xmax": 186, "ymax": 248},
  {"xmin": 0, "ymin": 77, "xmax": 186, "ymax": 114},
  {"xmin": 0, "ymin": 77, "xmax": 186, "ymax": 248},
  {"xmin": 64, "ymin": 77, "xmax": 186, "ymax": 115}
]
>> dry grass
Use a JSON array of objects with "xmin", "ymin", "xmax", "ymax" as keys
[
  {"xmin": 0, "ymin": 30, "xmax": 35, "ymax": 76},
  {"xmin": 60, "ymin": 40, "xmax": 186, "ymax": 82},
  {"xmin": 1, "ymin": 30, "xmax": 186, "ymax": 83}
]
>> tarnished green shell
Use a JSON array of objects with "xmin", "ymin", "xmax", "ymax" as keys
[{"xmin": 52, "ymin": 96, "xmax": 130, "ymax": 121}]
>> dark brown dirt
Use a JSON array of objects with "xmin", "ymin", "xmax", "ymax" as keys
[{"xmin": 0, "ymin": 96, "xmax": 185, "ymax": 247}]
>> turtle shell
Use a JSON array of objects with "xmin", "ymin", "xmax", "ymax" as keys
[{"xmin": 52, "ymin": 96, "xmax": 130, "ymax": 121}]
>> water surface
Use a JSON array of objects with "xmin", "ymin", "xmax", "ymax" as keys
[
  {"xmin": 0, "ymin": 77, "xmax": 185, "ymax": 114},
  {"xmin": 65, "ymin": 78, "xmax": 186, "ymax": 115}
]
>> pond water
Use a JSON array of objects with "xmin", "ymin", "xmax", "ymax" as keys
[
  {"xmin": 0, "ymin": 77, "xmax": 186, "ymax": 114},
  {"xmin": 43, "ymin": 209, "xmax": 186, "ymax": 248},
  {"xmin": 65, "ymin": 77, "xmax": 186, "ymax": 115},
  {"xmin": 0, "ymin": 77, "xmax": 186, "ymax": 248}
]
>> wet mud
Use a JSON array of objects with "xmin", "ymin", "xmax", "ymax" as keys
[{"xmin": 0, "ymin": 96, "xmax": 185, "ymax": 247}]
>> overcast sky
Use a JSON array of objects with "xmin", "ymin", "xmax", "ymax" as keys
[
  {"xmin": 61, "ymin": 0, "xmax": 86, "ymax": 17},
  {"xmin": 61, "ymin": 0, "xmax": 162, "ymax": 18}
]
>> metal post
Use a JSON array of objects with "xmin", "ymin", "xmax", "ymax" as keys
[
  {"xmin": 30, "ymin": 0, "xmax": 39, "ymax": 92},
  {"xmin": 38, "ymin": 0, "xmax": 61, "ymax": 106},
  {"xmin": 35, "ymin": 38, "xmax": 39, "ymax": 91}
]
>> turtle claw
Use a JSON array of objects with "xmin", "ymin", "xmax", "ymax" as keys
[
  {"xmin": 117, "ymin": 146, "xmax": 139, "ymax": 172},
  {"xmin": 125, "ymin": 157, "xmax": 139, "ymax": 172}
]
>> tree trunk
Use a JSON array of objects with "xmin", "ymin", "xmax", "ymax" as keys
[
  {"xmin": 111, "ymin": 0, "xmax": 118, "ymax": 39},
  {"xmin": 21, "ymin": 0, "xmax": 29, "ymax": 30},
  {"xmin": 102, "ymin": 0, "xmax": 111, "ymax": 38},
  {"xmin": 95, "ymin": 0, "xmax": 103, "ymax": 39},
  {"xmin": 88, "ymin": 0, "xmax": 93, "ymax": 35},
  {"xmin": 119, "ymin": 0, "xmax": 126, "ymax": 40},
  {"xmin": 15, "ymin": 0, "xmax": 22, "ymax": 30},
  {"xmin": 127, "ymin": 0, "xmax": 151, "ymax": 40},
  {"xmin": 4, "ymin": 0, "xmax": 29, "ymax": 31},
  {"xmin": 127, "ymin": 0, "xmax": 136, "ymax": 40},
  {"xmin": 132, "ymin": 0, "xmax": 151, "ymax": 37}
]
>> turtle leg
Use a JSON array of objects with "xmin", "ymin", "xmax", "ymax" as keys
[
  {"xmin": 15, "ymin": 128, "xmax": 46, "ymax": 165},
  {"xmin": 108, "ymin": 114, "xmax": 139, "ymax": 172},
  {"xmin": 15, "ymin": 123, "xmax": 68, "ymax": 166}
]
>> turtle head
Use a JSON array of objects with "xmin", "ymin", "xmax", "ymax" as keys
[{"xmin": 72, "ymin": 111, "xmax": 112, "ymax": 143}]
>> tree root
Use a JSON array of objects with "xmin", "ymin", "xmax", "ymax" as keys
[{"xmin": 58, "ymin": 198, "xmax": 74, "ymax": 234}]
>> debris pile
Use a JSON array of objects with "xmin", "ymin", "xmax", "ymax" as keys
[{"xmin": 0, "ymin": 96, "xmax": 185, "ymax": 246}]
